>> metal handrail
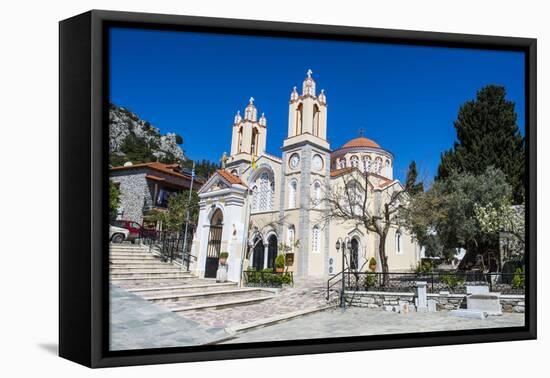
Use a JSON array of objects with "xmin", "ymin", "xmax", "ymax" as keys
[{"xmin": 333, "ymin": 271, "xmax": 525, "ymax": 295}]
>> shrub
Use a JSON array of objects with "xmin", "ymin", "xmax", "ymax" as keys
[
  {"xmin": 275, "ymin": 254, "xmax": 285, "ymax": 269},
  {"xmin": 369, "ymin": 257, "xmax": 377, "ymax": 266},
  {"xmin": 415, "ymin": 260, "xmax": 434, "ymax": 275},
  {"xmin": 365, "ymin": 272, "xmax": 377, "ymax": 289},
  {"xmin": 219, "ymin": 252, "xmax": 229, "ymax": 259},
  {"xmin": 440, "ymin": 273, "xmax": 465, "ymax": 290},
  {"xmin": 512, "ymin": 267, "xmax": 525, "ymax": 289}
]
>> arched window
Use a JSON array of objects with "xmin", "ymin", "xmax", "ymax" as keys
[
  {"xmin": 237, "ymin": 127, "xmax": 243, "ymax": 153},
  {"xmin": 287, "ymin": 225, "xmax": 295, "ymax": 249},
  {"xmin": 288, "ymin": 179, "xmax": 297, "ymax": 208},
  {"xmin": 251, "ymin": 186, "xmax": 258, "ymax": 211},
  {"xmin": 373, "ymin": 157, "xmax": 382, "ymax": 174},
  {"xmin": 252, "ymin": 171, "xmax": 273, "ymax": 213},
  {"xmin": 313, "ymin": 104, "xmax": 320, "ymax": 136},
  {"xmin": 312, "ymin": 225, "xmax": 320, "ymax": 253},
  {"xmin": 251, "ymin": 128, "xmax": 259, "ymax": 155},
  {"xmin": 350, "ymin": 155, "xmax": 359, "ymax": 168},
  {"xmin": 295, "ymin": 103, "xmax": 303, "ymax": 135},
  {"xmin": 338, "ymin": 158, "xmax": 346, "ymax": 169},
  {"xmin": 396, "ymin": 230, "xmax": 403, "ymax": 255},
  {"xmin": 313, "ymin": 181, "xmax": 322, "ymax": 207},
  {"xmin": 363, "ymin": 156, "xmax": 372, "ymax": 172}
]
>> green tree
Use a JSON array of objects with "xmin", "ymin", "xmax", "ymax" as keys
[
  {"xmin": 436, "ymin": 85, "xmax": 525, "ymax": 202},
  {"xmin": 109, "ymin": 180, "xmax": 121, "ymax": 219},
  {"xmin": 405, "ymin": 167, "xmax": 512, "ymax": 271},
  {"xmin": 181, "ymin": 159, "xmax": 219, "ymax": 179},
  {"xmin": 149, "ymin": 190, "xmax": 199, "ymax": 232},
  {"xmin": 405, "ymin": 160, "xmax": 424, "ymax": 195}
]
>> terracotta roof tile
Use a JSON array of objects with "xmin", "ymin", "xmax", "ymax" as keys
[
  {"xmin": 217, "ymin": 169, "xmax": 244, "ymax": 185},
  {"xmin": 110, "ymin": 161, "xmax": 204, "ymax": 183}
]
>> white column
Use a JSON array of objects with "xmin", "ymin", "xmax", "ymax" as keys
[{"xmin": 263, "ymin": 244, "xmax": 269, "ymax": 269}]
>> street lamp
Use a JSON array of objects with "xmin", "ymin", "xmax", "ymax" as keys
[{"xmin": 335, "ymin": 237, "xmax": 347, "ymax": 308}]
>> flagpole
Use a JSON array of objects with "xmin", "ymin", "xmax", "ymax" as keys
[{"xmin": 181, "ymin": 161, "xmax": 195, "ymax": 271}]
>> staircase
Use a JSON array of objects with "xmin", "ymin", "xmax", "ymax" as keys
[{"xmin": 109, "ymin": 243, "xmax": 276, "ymax": 317}]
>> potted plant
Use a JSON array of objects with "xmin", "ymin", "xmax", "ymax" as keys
[
  {"xmin": 369, "ymin": 257, "xmax": 377, "ymax": 272},
  {"xmin": 219, "ymin": 251, "xmax": 229, "ymax": 265},
  {"xmin": 275, "ymin": 254, "xmax": 285, "ymax": 273}
]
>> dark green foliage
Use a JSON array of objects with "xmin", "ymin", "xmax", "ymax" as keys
[
  {"xmin": 181, "ymin": 159, "xmax": 219, "ymax": 179},
  {"xmin": 364, "ymin": 272, "xmax": 377, "ymax": 288},
  {"xmin": 275, "ymin": 254, "xmax": 285, "ymax": 269},
  {"xmin": 405, "ymin": 167, "xmax": 512, "ymax": 271},
  {"xmin": 119, "ymin": 133, "xmax": 158, "ymax": 164},
  {"xmin": 415, "ymin": 260, "xmax": 434, "ymax": 274},
  {"xmin": 148, "ymin": 190, "xmax": 199, "ymax": 231},
  {"xmin": 109, "ymin": 180, "xmax": 121, "ymax": 219},
  {"xmin": 405, "ymin": 160, "xmax": 424, "ymax": 195},
  {"xmin": 175, "ymin": 134, "xmax": 184, "ymax": 145},
  {"xmin": 219, "ymin": 252, "xmax": 229, "ymax": 259},
  {"xmin": 436, "ymin": 85, "xmax": 525, "ymax": 203},
  {"xmin": 440, "ymin": 273, "xmax": 465, "ymax": 290},
  {"xmin": 511, "ymin": 267, "xmax": 525, "ymax": 289}
]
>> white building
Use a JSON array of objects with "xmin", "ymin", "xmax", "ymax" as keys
[{"xmin": 190, "ymin": 70, "xmax": 421, "ymax": 282}]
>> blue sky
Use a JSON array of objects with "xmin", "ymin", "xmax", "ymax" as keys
[{"xmin": 109, "ymin": 28, "xmax": 525, "ymax": 183}]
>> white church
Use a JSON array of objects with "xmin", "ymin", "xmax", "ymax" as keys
[{"xmin": 190, "ymin": 70, "xmax": 421, "ymax": 282}]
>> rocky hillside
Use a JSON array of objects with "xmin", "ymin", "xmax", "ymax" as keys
[{"xmin": 109, "ymin": 103, "xmax": 185, "ymax": 167}]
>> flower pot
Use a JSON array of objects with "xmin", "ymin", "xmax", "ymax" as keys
[
  {"xmin": 276, "ymin": 267, "xmax": 284, "ymax": 273},
  {"xmin": 369, "ymin": 264, "xmax": 376, "ymax": 272},
  {"xmin": 219, "ymin": 257, "xmax": 227, "ymax": 265}
]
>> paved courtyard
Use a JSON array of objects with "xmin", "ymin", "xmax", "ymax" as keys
[
  {"xmin": 222, "ymin": 306, "xmax": 525, "ymax": 344},
  {"xmin": 110, "ymin": 284, "xmax": 227, "ymax": 350}
]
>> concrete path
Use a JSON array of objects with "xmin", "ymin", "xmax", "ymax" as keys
[
  {"xmin": 222, "ymin": 306, "xmax": 525, "ymax": 344},
  {"xmin": 110, "ymin": 284, "xmax": 228, "ymax": 351}
]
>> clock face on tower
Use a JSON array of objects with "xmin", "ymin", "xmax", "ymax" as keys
[
  {"xmin": 312, "ymin": 154, "xmax": 323, "ymax": 171},
  {"xmin": 289, "ymin": 153, "xmax": 300, "ymax": 169}
]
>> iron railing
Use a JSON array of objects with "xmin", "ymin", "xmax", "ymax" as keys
[
  {"xmin": 243, "ymin": 269, "xmax": 294, "ymax": 288},
  {"xmin": 327, "ymin": 271, "xmax": 525, "ymax": 303},
  {"xmin": 138, "ymin": 227, "xmax": 196, "ymax": 271}
]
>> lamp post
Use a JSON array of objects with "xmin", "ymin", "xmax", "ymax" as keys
[{"xmin": 336, "ymin": 238, "xmax": 345, "ymax": 308}]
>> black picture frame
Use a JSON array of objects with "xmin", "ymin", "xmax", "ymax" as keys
[{"xmin": 59, "ymin": 9, "xmax": 537, "ymax": 368}]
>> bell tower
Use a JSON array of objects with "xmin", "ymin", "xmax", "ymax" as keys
[
  {"xmin": 227, "ymin": 97, "xmax": 267, "ymax": 170},
  {"xmin": 285, "ymin": 69, "xmax": 328, "ymax": 149},
  {"xmin": 279, "ymin": 70, "xmax": 331, "ymax": 278}
]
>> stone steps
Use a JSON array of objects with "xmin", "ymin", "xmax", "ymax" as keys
[
  {"xmin": 111, "ymin": 274, "xmax": 196, "ymax": 283},
  {"xmin": 111, "ymin": 271, "xmax": 194, "ymax": 279},
  {"xmin": 143, "ymin": 288, "xmax": 273, "ymax": 304},
  {"xmin": 128, "ymin": 282, "xmax": 238, "ymax": 296},
  {"xmin": 170, "ymin": 295, "xmax": 276, "ymax": 312},
  {"xmin": 110, "ymin": 266, "xmax": 184, "ymax": 272}
]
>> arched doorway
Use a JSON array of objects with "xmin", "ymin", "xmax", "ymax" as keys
[
  {"xmin": 205, "ymin": 209, "xmax": 223, "ymax": 278},
  {"xmin": 252, "ymin": 236, "xmax": 264, "ymax": 271},
  {"xmin": 267, "ymin": 234, "xmax": 278, "ymax": 270},
  {"xmin": 350, "ymin": 238, "xmax": 359, "ymax": 270}
]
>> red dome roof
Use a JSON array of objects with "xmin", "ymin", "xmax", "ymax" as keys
[{"xmin": 341, "ymin": 137, "xmax": 380, "ymax": 149}]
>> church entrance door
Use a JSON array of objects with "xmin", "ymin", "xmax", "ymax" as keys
[
  {"xmin": 267, "ymin": 235, "xmax": 278, "ymax": 269},
  {"xmin": 205, "ymin": 209, "xmax": 223, "ymax": 278},
  {"xmin": 252, "ymin": 237, "xmax": 264, "ymax": 271}
]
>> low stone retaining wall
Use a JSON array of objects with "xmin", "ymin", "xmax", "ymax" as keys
[{"xmin": 344, "ymin": 291, "xmax": 525, "ymax": 313}]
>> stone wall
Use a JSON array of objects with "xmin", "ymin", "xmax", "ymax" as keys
[{"xmin": 345, "ymin": 291, "xmax": 525, "ymax": 313}]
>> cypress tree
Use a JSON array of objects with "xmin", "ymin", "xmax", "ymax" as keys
[
  {"xmin": 436, "ymin": 85, "xmax": 525, "ymax": 202},
  {"xmin": 405, "ymin": 160, "xmax": 424, "ymax": 195}
]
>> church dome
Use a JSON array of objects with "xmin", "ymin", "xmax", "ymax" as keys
[{"xmin": 341, "ymin": 136, "xmax": 381, "ymax": 149}]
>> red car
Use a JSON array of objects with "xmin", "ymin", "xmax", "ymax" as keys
[{"xmin": 110, "ymin": 220, "xmax": 143, "ymax": 242}]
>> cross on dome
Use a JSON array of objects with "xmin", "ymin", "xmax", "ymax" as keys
[
  {"xmin": 358, "ymin": 128, "xmax": 365, "ymax": 137},
  {"xmin": 249, "ymin": 97, "xmax": 255, "ymax": 105},
  {"xmin": 307, "ymin": 69, "xmax": 313, "ymax": 78}
]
